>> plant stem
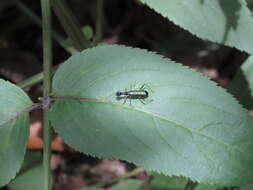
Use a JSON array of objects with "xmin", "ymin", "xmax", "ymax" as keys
[
  {"xmin": 52, "ymin": 0, "xmax": 91, "ymax": 51},
  {"xmin": 184, "ymin": 180, "xmax": 198, "ymax": 190},
  {"xmin": 15, "ymin": 0, "xmax": 41, "ymax": 26},
  {"xmin": 18, "ymin": 71, "xmax": 44, "ymax": 89},
  {"xmin": 18, "ymin": 65, "xmax": 59, "ymax": 89},
  {"xmin": 41, "ymin": 0, "xmax": 53, "ymax": 189},
  {"xmin": 87, "ymin": 167, "xmax": 145, "ymax": 189},
  {"xmin": 95, "ymin": 0, "xmax": 104, "ymax": 44},
  {"xmin": 15, "ymin": 0, "xmax": 77, "ymax": 55}
]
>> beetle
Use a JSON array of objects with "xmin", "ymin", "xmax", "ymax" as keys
[{"xmin": 116, "ymin": 84, "xmax": 150, "ymax": 105}]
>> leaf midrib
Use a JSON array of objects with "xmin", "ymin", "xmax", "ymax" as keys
[{"xmin": 54, "ymin": 96, "xmax": 253, "ymax": 161}]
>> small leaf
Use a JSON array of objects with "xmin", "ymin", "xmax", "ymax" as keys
[
  {"xmin": 239, "ymin": 184, "xmax": 253, "ymax": 190},
  {"xmin": 150, "ymin": 172, "xmax": 187, "ymax": 190},
  {"xmin": 8, "ymin": 165, "xmax": 44, "ymax": 190},
  {"xmin": 139, "ymin": 0, "xmax": 253, "ymax": 54},
  {"xmin": 227, "ymin": 55, "xmax": 253, "ymax": 109},
  {"xmin": 82, "ymin": 25, "xmax": 94, "ymax": 40},
  {"xmin": 195, "ymin": 184, "xmax": 218, "ymax": 190},
  {"xmin": 0, "ymin": 79, "xmax": 33, "ymax": 186},
  {"xmin": 20, "ymin": 151, "xmax": 42, "ymax": 173},
  {"xmin": 110, "ymin": 179, "xmax": 143, "ymax": 190},
  {"xmin": 150, "ymin": 172, "xmax": 219, "ymax": 190},
  {"xmin": 246, "ymin": 0, "xmax": 253, "ymax": 9},
  {"xmin": 50, "ymin": 45, "xmax": 253, "ymax": 186}
]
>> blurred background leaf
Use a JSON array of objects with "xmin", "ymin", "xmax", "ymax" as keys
[
  {"xmin": 140, "ymin": 0, "xmax": 253, "ymax": 54},
  {"xmin": 8, "ymin": 165, "xmax": 44, "ymax": 190},
  {"xmin": 149, "ymin": 172, "xmax": 219, "ymax": 190},
  {"xmin": 227, "ymin": 56, "xmax": 253, "ymax": 109}
]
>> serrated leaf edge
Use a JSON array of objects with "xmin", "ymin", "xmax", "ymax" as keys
[
  {"xmin": 139, "ymin": 0, "xmax": 253, "ymax": 54},
  {"xmin": 51, "ymin": 45, "xmax": 253, "ymax": 186}
]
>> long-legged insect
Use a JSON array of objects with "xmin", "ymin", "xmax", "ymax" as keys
[{"xmin": 116, "ymin": 84, "xmax": 151, "ymax": 105}]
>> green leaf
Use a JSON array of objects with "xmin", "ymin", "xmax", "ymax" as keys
[
  {"xmin": 0, "ymin": 79, "xmax": 33, "ymax": 187},
  {"xmin": 246, "ymin": 0, "xmax": 253, "ymax": 9},
  {"xmin": 238, "ymin": 56, "xmax": 253, "ymax": 95},
  {"xmin": 150, "ymin": 172, "xmax": 187, "ymax": 190},
  {"xmin": 227, "ymin": 56, "xmax": 253, "ymax": 109},
  {"xmin": 194, "ymin": 183, "xmax": 217, "ymax": 190},
  {"xmin": 239, "ymin": 184, "xmax": 253, "ymax": 190},
  {"xmin": 110, "ymin": 179, "xmax": 143, "ymax": 190},
  {"xmin": 150, "ymin": 172, "xmax": 218, "ymax": 190},
  {"xmin": 50, "ymin": 45, "xmax": 253, "ymax": 186},
  {"xmin": 139, "ymin": 0, "xmax": 253, "ymax": 54},
  {"xmin": 20, "ymin": 151, "xmax": 42, "ymax": 173},
  {"xmin": 82, "ymin": 25, "xmax": 94, "ymax": 40},
  {"xmin": 8, "ymin": 165, "xmax": 44, "ymax": 190},
  {"xmin": 79, "ymin": 179, "xmax": 142, "ymax": 190}
]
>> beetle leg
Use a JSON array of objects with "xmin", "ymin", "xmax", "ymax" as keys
[
  {"xmin": 140, "ymin": 84, "xmax": 145, "ymax": 90},
  {"xmin": 123, "ymin": 96, "xmax": 127, "ymax": 104},
  {"xmin": 142, "ymin": 83, "xmax": 154, "ymax": 93},
  {"xmin": 139, "ymin": 99, "xmax": 146, "ymax": 105}
]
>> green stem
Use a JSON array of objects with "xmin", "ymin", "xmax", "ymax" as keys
[
  {"xmin": 87, "ymin": 167, "xmax": 145, "ymax": 189},
  {"xmin": 15, "ymin": 0, "xmax": 41, "ymax": 26},
  {"xmin": 52, "ymin": 0, "xmax": 91, "ymax": 51},
  {"xmin": 95, "ymin": 0, "xmax": 104, "ymax": 44},
  {"xmin": 18, "ymin": 71, "xmax": 44, "ymax": 89},
  {"xmin": 41, "ymin": 0, "xmax": 53, "ymax": 189},
  {"xmin": 184, "ymin": 180, "xmax": 198, "ymax": 190},
  {"xmin": 18, "ymin": 66, "xmax": 58, "ymax": 89},
  {"xmin": 15, "ymin": 0, "xmax": 77, "ymax": 55}
]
